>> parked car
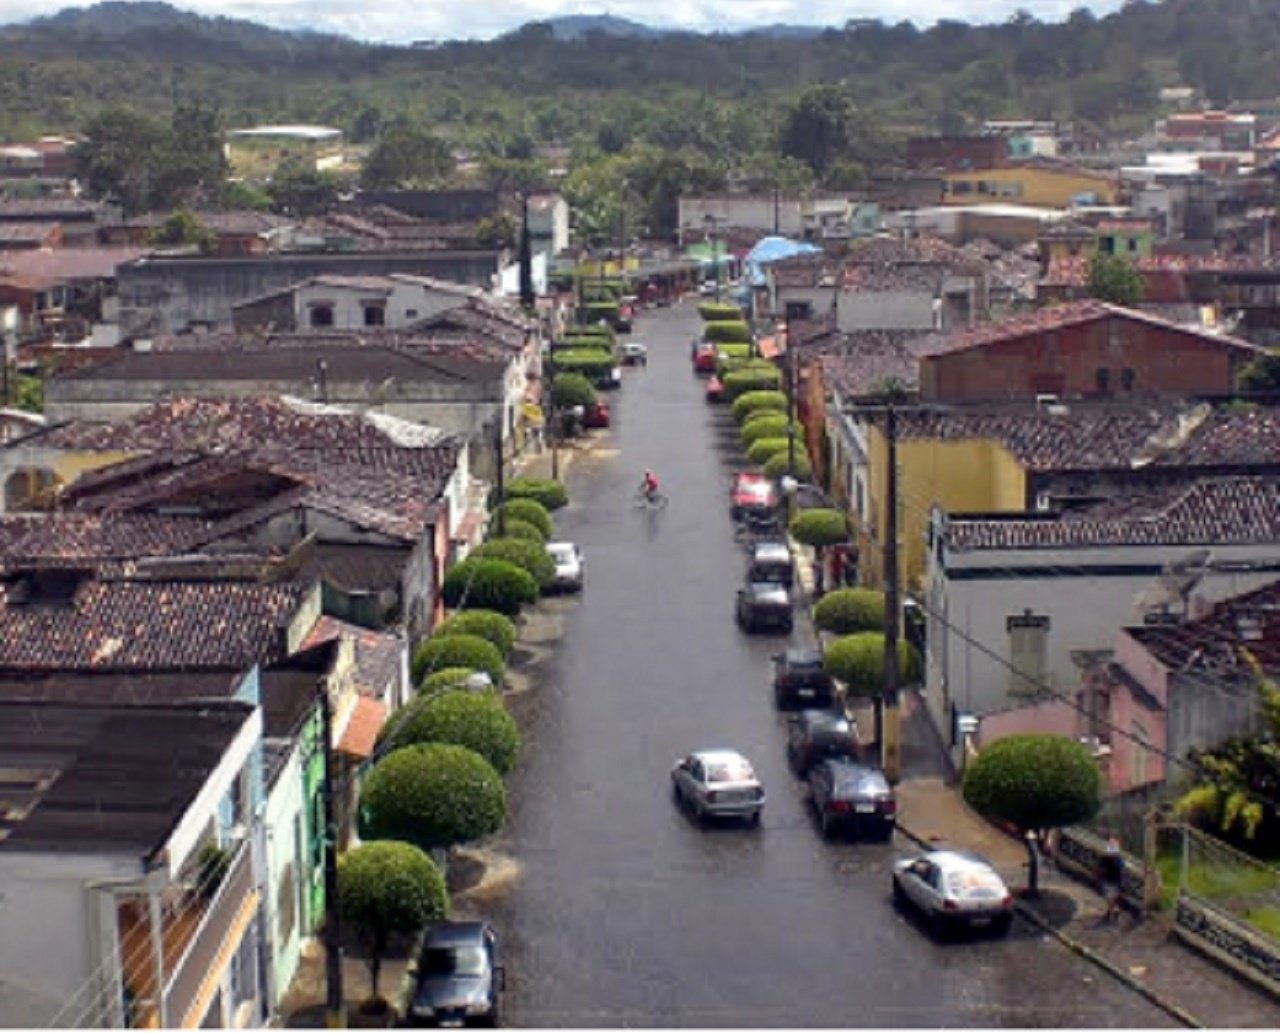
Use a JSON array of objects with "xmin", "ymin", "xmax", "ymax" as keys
[
  {"xmin": 772, "ymin": 647, "xmax": 836, "ymax": 708},
  {"xmin": 622, "ymin": 341, "xmax": 648, "ymax": 366},
  {"xmin": 891, "ymin": 849, "xmax": 1015, "ymax": 937},
  {"xmin": 705, "ymin": 375, "xmax": 726, "ymax": 403},
  {"xmin": 407, "ymin": 921, "xmax": 504, "ymax": 1027},
  {"xmin": 582, "ymin": 400, "xmax": 611, "ymax": 429},
  {"xmin": 730, "ymin": 471, "xmax": 778, "ymax": 520},
  {"xmin": 693, "ymin": 343, "xmax": 719, "ymax": 374},
  {"xmin": 748, "ymin": 540, "xmax": 794, "ymax": 587},
  {"xmin": 808, "ymin": 759, "xmax": 895, "ymax": 840},
  {"xmin": 736, "ymin": 580, "xmax": 793, "ymax": 634},
  {"xmin": 545, "ymin": 541, "xmax": 584, "ymax": 592},
  {"xmin": 786, "ymin": 710, "xmax": 860, "ymax": 776},
  {"xmin": 699, "ymin": 279, "xmax": 720, "ymax": 297},
  {"xmin": 671, "ymin": 749, "xmax": 765, "ymax": 825}
]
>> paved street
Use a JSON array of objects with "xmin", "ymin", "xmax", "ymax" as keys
[{"xmin": 473, "ymin": 304, "xmax": 1176, "ymax": 1027}]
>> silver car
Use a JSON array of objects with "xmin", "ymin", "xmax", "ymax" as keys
[
  {"xmin": 892, "ymin": 849, "xmax": 1014, "ymax": 936},
  {"xmin": 545, "ymin": 541, "xmax": 584, "ymax": 592},
  {"xmin": 671, "ymin": 749, "xmax": 765, "ymax": 825}
]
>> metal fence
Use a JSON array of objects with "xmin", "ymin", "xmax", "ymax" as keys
[{"xmin": 1162, "ymin": 822, "xmax": 1280, "ymax": 933}]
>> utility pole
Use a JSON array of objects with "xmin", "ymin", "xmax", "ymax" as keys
[
  {"xmin": 518, "ymin": 191, "xmax": 535, "ymax": 311},
  {"xmin": 882, "ymin": 403, "xmax": 902, "ymax": 782},
  {"xmin": 494, "ymin": 416, "xmax": 506, "ymax": 536},
  {"xmin": 786, "ymin": 339, "xmax": 798, "ymax": 478},
  {"xmin": 319, "ymin": 684, "xmax": 344, "ymax": 1028}
]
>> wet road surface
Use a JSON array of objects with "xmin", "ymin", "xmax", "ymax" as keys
[{"xmin": 479, "ymin": 304, "xmax": 1174, "ymax": 1027}]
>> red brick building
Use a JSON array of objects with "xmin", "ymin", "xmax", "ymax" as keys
[
  {"xmin": 918, "ymin": 300, "xmax": 1261, "ymax": 402},
  {"xmin": 905, "ymin": 135, "xmax": 1009, "ymax": 172}
]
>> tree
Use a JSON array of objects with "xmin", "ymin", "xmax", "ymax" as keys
[
  {"xmin": 384, "ymin": 690, "xmax": 521, "ymax": 775},
  {"xmin": 789, "ymin": 509, "xmax": 850, "ymax": 549},
  {"xmin": 490, "ymin": 498, "xmax": 553, "ymax": 539},
  {"xmin": 361, "ymin": 743, "xmax": 506, "ymax": 852},
  {"xmin": 267, "ymin": 158, "xmax": 345, "ymax": 217},
  {"xmin": 74, "ymin": 107, "xmax": 170, "ymax": 214},
  {"xmin": 433, "ymin": 609, "xmax": 518, "ymax": 658},
  {"xmin": 441, "ymin": 557, "xmax": 539, "ymax": 617},
  {"xmin": 472, "ymin": 538, "xmax": 556, "ymax": 589},
  {"xmin": 147, "ymin": 210, "xmax": 215, "ymax": 252},
  {"xmin": 411, "ymin": 633, "xmax": 505, "ymax": 688},
  {"xmin": 502, "ymin": 477, "xmax": 569, "ymax": 512},
  {"xmin": 963, "ymin": 734, "xmax": 1101, "ymax": 895},
  {"xmin": 814, "ymin": 588, "xmax": 885, "ymax": 635},
  {"xmin": 1237, "ymin": 349, "xmax": 1280, "ymax": 394},
  {"xmin": 360, "ymin": 125, "xmax": 455, "ymax": 189},
  {"xmin": 778, "ymin": 83, "xmax": 883, "ymax": 181},
  {"xmin": 337, "ymin": 841, "xmax": 448, "ymax": 1005},
  {"xmin": 1087, "ymin": 252, "xmax": 1144, "ymax": 306},
  {"xmin": 823, "ymin": 632, "xmax": 920, "ymax": 699}
]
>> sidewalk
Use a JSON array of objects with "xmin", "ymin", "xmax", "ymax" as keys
[{"xmin": 786, "ymin": 537, "xmax": 1280, "ymax": 1029}]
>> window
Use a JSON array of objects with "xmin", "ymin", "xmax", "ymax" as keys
[
  {"xmin": 1095, "ymin": 368, "xmax": 1111, "ymax": 393},
  {"xmin": 405, "ymin": 308, "xmax": 418, "ymax": 319},
  {"xmin": 362, "ymin": 303, "xmax": 385, "ymax": 327},
  {"xmin": 309, "ymin": 304, "xmax": 334, "ymax": 327},
  {"xmin": 785, "ymin": 301, "xmax": 813, "ymax": 322},
  {"xmin": 1007, "ymin": 613, "xmax": 1049, "ymax": 695},
  {"xmin": 1121, "ymin": 367, "xmax": 1136, "ymax": 391}
]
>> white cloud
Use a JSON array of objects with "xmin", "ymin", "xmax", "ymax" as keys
[{"xmin": 0, "ymin": 0, "xmax": 1128, "ymax": 43}]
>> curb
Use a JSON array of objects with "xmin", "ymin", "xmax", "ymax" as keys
[{"xmin": 895, "ymin": 822, "xmax": 1203, "ymax": 1030}]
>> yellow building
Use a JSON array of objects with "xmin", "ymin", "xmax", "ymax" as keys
[{"xmin": 943, "ymin": 163, "xmax": 1118, "ymax": 208}]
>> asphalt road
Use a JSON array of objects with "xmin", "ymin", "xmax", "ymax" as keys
[{"xmin": 477, "ymin": 303, "xmax": 1175, "ymax": 1028}]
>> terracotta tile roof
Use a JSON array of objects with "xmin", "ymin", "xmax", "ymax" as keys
[
  {"xmin": 0, "ymin": 197, "xmax": 103, "ymax": 219},
  {"xmin": 0, "ymin": 571, "xmax": 308, "ymax": 672},
  {"xmin": 817, "ymin": 331, "xmax": 943, "ymax": 398},
  {"xmin": 1126, "ymin": 579, "xmax": 1280, "ymax": 677},
  {"xmin": 944, "ymin": 477, "xmax": 1280, "ymax": 550},
  {"xmin": 921, "ymin": 300, "xmax": 1261, "ymax": 357},
  {"xmin": 0, "ymin": 513, "xmax": 210, "ymax": 564},
  {"xmin": 120, "ymin": 210, "xmax": 293, "ymax": 235},
  {"xmin": 0, "ymin": 247, "xmax": 146, "ymax": 289},
  {"xmin": 0, "ymin": 222, "xmax": 58, "ymax": 244},
  {"xmin": 1044, "ymin": 251, "xmax": 1280, "ymax": 288},
  {"xmin": 335, "ymin": 696, "xmax": 387, "ymax": 758},
  {"xmin": 848, "ymin": 235, "xmax": 988, "ymax": 275},
  {"xmin": 842, "ymin": 263, "xmax": 946, "ymax": 293},
  {"xmin": 303, "ymin": 614, "xmax": 403, "ymax": 700}
]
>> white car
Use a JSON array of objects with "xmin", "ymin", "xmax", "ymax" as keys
[
  {"xmin": 622, "ymin": 341, "xmax": 648, "ymax": 365},
  {"xmin": 545, "ymin": 541, "xmax": 584, "ymax": 592},
  {"xmin": 671, "ymin": 749, "xmax": 765, "ymax": 825},
  {"xmin": 892, "ymin": 849, "xmax": 1014, "ymax": 937}
]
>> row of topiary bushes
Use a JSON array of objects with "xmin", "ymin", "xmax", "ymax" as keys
[{"xmin": 338, "ymin": 478, "xmax": 571, "ymax": 1010}]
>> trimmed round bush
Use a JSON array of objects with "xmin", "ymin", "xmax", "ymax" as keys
[
  {"xmin": 747, "ymin": 437, "xmax": 791, "ymax": 465},
  {"xmin": 704, "ymin": 320, "xmax": 752, "ymax": 345},
  {"xmin": 385, "ymin": 690, "xmax": 520, "ymax": 775},
  {"xmin": 473, "ymin": 537, "xmax": 556, "ymax": 589},
  {"xmin": 503, "ymin": 477, "xmax": 568, "ymax": 511},
  {"xmin": 698, "ymin": 301, "xmax": 742, "ymax": 321},
  {"xmin": 823, "ymin": 632, "xmax": 921, "ymax": 698},
  {"xmin": 763, "ymin": 449, "xmax": 812, "ymax": 479},
  {"xmin": 549, "ymin": 371, "xmax": 598, "ymax": 409},
  {"xmin": 741, "ymin": 414, "xmax": 801, "ymax": 447},
  {"xmin": 492, "ymin": 498, "xmax": 552, "ymax": 538},
  {"xmin": 441, "ymin": 557, "xmax": 538, "ymax": 617},
  {"xmin": 963, "ymin": 734, "xmax": 1102, "ymax": 832},
  {"xmin": 420, "ymin": 666, "xmax": 497, "ymax": 697},
  {"xmin": 789, "ymin": 508, "xmax": 850, "ymax": 547},
  {"xmin": 814, "ymin": 588, "xmax": 885, "ymax": 635},
  {"xmin": 732, "ymin": 390, "xmax": 789, "ymax": 423},
  {"xmin": 742, "ymin": 406, "xmax": 788, "ymax": 428},
  {"xmin": 551, "ymin": 351, "xmax": 615, "ymax": 379},
  {"xmin": 723, "ymin": 366, "xmax": 782, "ymax": 399},
  {"xmin": 500, "ymin": 518, "xmax": 546, "ymax": 543},
  {"xmin": 360, "ymin": 743, "xmax": 506, "ymax": 851},
  {"xmin": 412, "ymin": 632, "xmax": 504, "ymax": 687},
  {"xmin": 434, "ymin": 609, "xmax": 517, "ymax": 658}
]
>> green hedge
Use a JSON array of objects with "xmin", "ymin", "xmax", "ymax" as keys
[
  {"xmin": 704, "ymin": 320, "xmax": 752, "ymax": 345},
  {"xmin": 493, "ymin": 498, "xmax": 553, "ymax": 538},
  {"xmin": 382, "ymin": 690, "xmax": 521, "ymax": 775},
  {"xmin": 743, "ymin": 406, "xmax": 788, "ymax": 428},
  {"xmin": 740, "ymin": 414, "xmax": 801, "ymax": 447},
  {"xmin": 747, "ymin": 437, "xmax": 791, "ymax": 465},
  {"xmin": 503, "ymin": 477, "xmax": 568, "ymax": 511},
  {"xmin": 550, "ymin": 351, "xmax": 615, "ymax": 379},
  {"xmin": 473, "ymin": 537, "xmax": 556, "ymax": 588},
  {"xmin": 441, "ymin": 557, "xmax": 539, "ymax": 617},
  {"xmin": 412, "ymin": 633, "xmax": 505, "ymax": 688},
  {"xmin": 434, "ymin": 609, "xmax": 518, "ymax": 658},
  {"xmin": 732, "ymin": 390, "xmax": 789, "ymax": 423},
  {"xmin": 723, "ymin": 366, "xmax": 783, "ymax": 399},
  {"xmin": 549, "ymin": 372, "xmax": 597, "ymax": 410},
  {"xmin": 813, "ymin": 589, "xmax": 884, "ymax": 635},
  {"xmin": 698, "ymin": 301, "xmax": 741, "ymax": 322},
  {"xmin": 763, "ymin": 449, "xmax": 812, "ymax": 479},
  {"xmin": 500, "ymin": 518, "xmax": 547, "ymax": 543},
  {"xmin": 789, "ymin": 508, "xmax": 850, "ymax": 547}
]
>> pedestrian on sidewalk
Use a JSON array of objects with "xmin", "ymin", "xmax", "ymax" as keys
[{"xmin": 1099, "ymin": 835, "xmax": 1125, "ymax": 923}]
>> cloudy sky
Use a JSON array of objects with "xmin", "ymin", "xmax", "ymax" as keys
[{"xmin": 0, "ymin": 0, "xmax": 1129, "ymax": 44}]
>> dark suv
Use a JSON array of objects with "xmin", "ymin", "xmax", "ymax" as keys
[
  {"xmin": 771, "ymin": 648, "xmax": 836, "ymax": 709},
  {"xmin": 407, "ymin": 921, "xmax": 504, "ymax": 1027},
  {"xmin": 736, "ymin": 580, "xmax": 793, "ymax": 634},
  {"xmin": 786, "ymin": 709, "xmax": 861, "ymax": 776}
]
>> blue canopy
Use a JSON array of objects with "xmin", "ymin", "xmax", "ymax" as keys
[{"xmin": 743, "ymin": 236, "xmax": 822, "ymax": 287}]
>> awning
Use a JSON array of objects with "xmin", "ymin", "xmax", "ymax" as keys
[
  {"xmin": 336, "ymin": 696, "xmax": 387, "ymax": 759},
  {"xmin": 757, "ymin": 336, "xmax": 781, "ymax": 360}
]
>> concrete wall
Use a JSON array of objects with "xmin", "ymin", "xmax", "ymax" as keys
[
  {"xmin": 263, "ymin": 744, "xmax": 306, "ymax": 1011},
  {"xmin": 836, "ymin": 290, "xmax": 938, "ymax": 332},
  {"xmin": 291, "ymin": 282, "xmax": 472, "ymax": 332},
  {"xmin": 976, "ymin": 696, "xmax": 1080, "ymax": 746},
  {"xmin": 117, "ymin": 251, "xmax": 500, "ymax": 337},
  {"xmin": 919, "ymin": 316, "xmax": 1251, "ymax": 402},
  {"xmin": 943, "ymin": 167, "xmax": 1119, "ymax": 207},
  {"xmin": 679, "ymin": 196, "xmax": 805, "ymax": 239}
]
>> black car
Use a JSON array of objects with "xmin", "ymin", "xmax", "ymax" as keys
[
  {"xmin": 407, "ymin": 921, "xmax": 504, "ymax": 1027},
  {"xmin": 786, "ymin": 709, "xmax": 861, "ymax": 776},
  {"xmin": 808, "ymin": 759, "xmax": 896, "ymax": 841},
  {"xmin": 772, "ymin": 648, "xmax": 837, "ymax": 709},
  {"xmin": 736, "ymin": 580, "xmax": 793, "ymax": 634},
  {"xmin": 747, "ymin": 540, "xmax": 794, "ymax": 588}
]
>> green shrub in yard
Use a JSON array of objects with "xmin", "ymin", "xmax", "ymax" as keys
[
  {"xmin": 434, "ymin": 609, "xmax": 517, "ymax": 658},
  {"xmin": 503, "ymin": 477, "xmax": 568, "ymax": 511},
  {"xmin": 499, "ymin": 518, "xmax": 546, "ymax": 543},
  {"xmin": 473, "ymin": 537, "xmax": 556, "ymax": 589},
  {"xmin": 789, "ymin": 508, "xmax": 851, "ymax": 548},
  {"xmin": 384, "ymin": 690, "xmax": 521, "ymax": 776},
  {"xmin": 412, "ymin": 633, "xmax": 505, "ymax": 688},
  {"xmin": 698, "ymin": 301, "xmax": 741, "ymax": 322},
  {"xmin": 441, "ymin": 557, "xmax": 538, "ymax": 617},
  {"xmin": 763, "ymin": 449, "xmax": 812, "ymax": 479},
  {"xmin": 704, "ymin": 321, "xmax": 752, "ymax": 345},
  {"xmin": 814, "ymin": 588, "xmax": 884, "ymax": 635},
  {"xmin": 747, "ymin": 437, "xmax": 791, "ymax": 465},
  {"xmin": 492, "ymin": 498, "xmax": 553, "ymax": 538},
  {"xmin": 732, "ymin": 390, "xmax": 789, "ymax": 423},
  {"xmin": 723, "ymin": 365, "xmax": 782, "ymax": 399},
  {"xmin": 741, "ymin": 414, "xmax": 801, "ymax": 447}
]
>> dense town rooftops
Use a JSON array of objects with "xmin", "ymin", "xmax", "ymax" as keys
[
  {"xmin": 0, "ymin": 513, "xmax": 210, "ymax": 564},
  {"xmin": 815, "ymin": 331, "xmax": 944, "ymax": 398}
]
